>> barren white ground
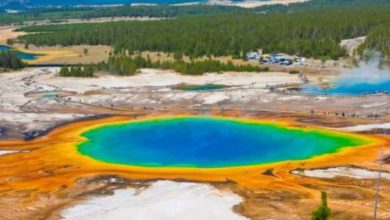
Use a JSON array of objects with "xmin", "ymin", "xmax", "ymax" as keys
[
  {"xmin": 292, "ymin": 167, "xmax": 390, "ymax": 180},
  {"xmin": 337, "ymin": 123, "xmax": 390, "ymax": 132},
  {"xmin": 61, "ymin": 180, "xmax": 246, "ymax": 220},
  {"xmin": 0, "ymin": 67, "xmax": 389, "ymax": 137},
  {"xmin": 0, "ymin": 150, "xmax": 19, "ymax": 156},
  {"xmin": 0, "ymin": 67, "xmax": 303, "ymax": 133}
]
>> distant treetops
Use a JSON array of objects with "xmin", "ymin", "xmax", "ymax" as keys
[
  {"xmin": 59, "ymin": 65, "xmax": 94, "ymax": 77},
  {"xmin": 17, "ymin": 5, "xmax": 390, "ymax": 60},
  {"xmin": 58, "ymin": 54, "xmax": 269, "ymax": 77},
  {"xmin": 1, "ymin": 0, "xmax": 390, "ymax": 25}
]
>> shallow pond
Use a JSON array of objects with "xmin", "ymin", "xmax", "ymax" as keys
[
  {"xmin": 303, "ymin": 80, "xmax": 390, "ymax": 95},
  {"xmin": 174, "ymin": 84, "xmax": 227, "ymax": 91},
  {"xmin": 302, "ymin": 62, "xmax": 390, "ymax": 95},
  {"xmin": 0, "ymin": 45, "xmax": 40, "ymax": 61}
]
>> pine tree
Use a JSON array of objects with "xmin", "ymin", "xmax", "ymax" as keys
[{"xmin": 311, "ymin": 191, "xmax": 331, "ymax": 220}]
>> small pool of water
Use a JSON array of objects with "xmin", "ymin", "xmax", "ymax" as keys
[
  {"xmin": 42, "ymin": 92, "xmax": 58, "ymax": 99},
  {"xmin": 0, "ymin": 45, "xmax": 40, "ymax": 61},
  {"xmin": 175, "ymin": 84, "xmax": 227, "ymax": 91},
  {"xmin": 302, "ymin": 62, "xmax": 390, "ymax": 95},
  {"xmin": 303, "ymin": 80, "xmax": 390, "ymax": 95},
  {"xmin": 77, "ymin": 117, "xmax": 370, "ymax": 168}
]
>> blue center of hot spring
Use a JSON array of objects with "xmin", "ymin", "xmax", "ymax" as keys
[
  {"xmin": 77, "ymin": 117, "xmax": 368, "ymax": 168},
  {"xmin": 0, "ymin": 45, "xmax": 39, "ymax": 60}
]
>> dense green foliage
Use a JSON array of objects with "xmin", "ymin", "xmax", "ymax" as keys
[
  {"xmin": 57, "ymin": 54, "xmax": 267, "ymax": 77},
  {"xmin": 0, "ymin": 5, "xmax": 245, "ymax": 25},
  {"xmin": 257, "ymin": 0, "xmax": 390, "ymax": 12},
  {"xmin": 364, "ymin": 22, "xmax": 390, "ymax": 57},
  {"xmin": 0, "ymin": 0, "xmax": 389, "ymax": 26},
  {"xmin": 0, "ymin": 0, "xmax": 133, "ymax": 11},
  {"xmin": 59, "ymin": 65, "xmax": 94, "ymax": 77},
  {"xmin": 96, "ymin": 55, "xmax": 268, "ymax": 75},
  {"xmin": 3, "ymin": 1, "xmax": 390, "ymax": 59},
  {"xmin": 17, "ymin": 5, "xmax": 390, "ymax": 59},
  {"xmin": 68, "ymin": 5, "xmax": 244, "ymax": 19},
  {"xmin": 311, "ymin": 191, "xmax": 331, "ymax": 220},
  {"xmin": 0, "ymin": 51, "xmax": 25, "ymax": 70},
  {"xmin": 2, "ymin": 0, "xmax": 390, "ymax": 26}
]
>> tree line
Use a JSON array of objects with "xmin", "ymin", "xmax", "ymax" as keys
[
  {"xmin": 102, "ymin": 54, "xmax": 268, "ymax": 75},
  {"xmin": 363, "ymin": 22, "xmax": 390, "ymax": 58},
  {"xmin": 18, "ymin": 5, "xmax": 390, "ymax": 60},
  {"xmin": 59, "ymin": 54, "xmax": 268, "ymax": 77},
  {"xmin": 58, "ymin": 65, "xmax": 94, "ymax": 77},
  {"xmin": 1, "ymin": 0, "xmax": 390, "ymax": 26},
  {"xmin": 256, "ymin": 0, "xmax": 390, "ymax": 13},
  {"xmin": 0, "ymin": 51, "xmax": 25, "ymax": 70},
  {"xmin": 0, "ymin": 5, "xmax": 245, "ymax": 25}
]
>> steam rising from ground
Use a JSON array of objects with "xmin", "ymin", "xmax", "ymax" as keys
[
  {"xmin": 304, "ymin": 58, "xmax": 390, "ymax": 95},
  {"xmin": 339, "ymin": 58, "xmax": 390, "ymax": 85}
]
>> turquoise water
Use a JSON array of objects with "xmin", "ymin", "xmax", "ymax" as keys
[
  {"xmin": 178, "ymin": 84, "xmax": 226, "ymax": 91},
  {"xmin": 22, "ymin": 0, "xmax": 248, "ymax": 6},
  {"xmin": 303, "ymin": 68, "xmax": 390, "ymax": 95},
  {"xmin": 132, "ymin": 0, "xmax": 205, "ymax": 3},
  {"xmin": 303, "ymin": 80, "xmax": 390, "ymax": 95},
  {"xmin": 0, "ymin": 45, "xmax": 39, "ymax": 61},
  {"xmin": 42, "ymin": 92, "xmax": 58, "ymax": 99},
  {"xmin": 77, "ymin": 117, "xmax": 368, "ymax": 168},
  {"xmin": 131, "ymin": 0, "xmax": 244, "ymax": 4}
]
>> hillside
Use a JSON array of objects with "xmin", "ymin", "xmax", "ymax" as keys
[
  {"xmin": 1, "ymin": 0, "xmax": 132, "ymax": 8},
  {"xmin": 1, "ymin": 0, "xmax": 390, "ymax": 26},
  {"xmin": 17, "ymin": 6, "xmax": 390, "ymax": 59}
]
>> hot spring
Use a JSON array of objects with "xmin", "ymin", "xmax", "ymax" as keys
[
  {"xmin": 303, "ymin": 60, "xmax": 390, "ymax": 95},
  {"xmin": 174, "ymin": 84, "xmax": 227, "ymax": 92},
  {"xmin": 0, "ymin": 45, "xmax": 40, "ymax": 61},
  {"xmin": 77, "ymin": 117, "xmax": 371, "ymax": 168},
  {"xmin": 303, "ymin": 79, "xmax": 390, "ymax": 95}
]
